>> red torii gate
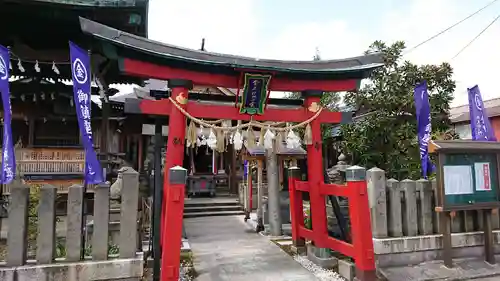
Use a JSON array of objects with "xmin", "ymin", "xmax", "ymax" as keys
[{"xmin": 79, "ymin": 17, "xmax": 383, "ymax": 281}]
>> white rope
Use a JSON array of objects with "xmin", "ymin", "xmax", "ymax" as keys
[{"xmin": 168, "ymin": 96, "xmax": 322, "ymax": 132}]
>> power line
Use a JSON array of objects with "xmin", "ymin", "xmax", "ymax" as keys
[
  {"xmin": 403, "ymin": 0, "xmax": 499, "ymax": 55},
  {"xmin": 450, "ymin": 14, "xmax": 500, "ymax": 60}
]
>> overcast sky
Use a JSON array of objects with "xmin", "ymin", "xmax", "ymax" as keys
[{"xmin": 114, "ymin": 0, "xmax": 500, "ymax": 107}]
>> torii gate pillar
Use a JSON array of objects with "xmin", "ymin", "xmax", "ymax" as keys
[
  {"xmin": 160, "ymin": 79, "xmax": 193, "ymax": 281},
  {"xmin": 302, "ymin": 90, "xmax": 329, "ymax": 242}
]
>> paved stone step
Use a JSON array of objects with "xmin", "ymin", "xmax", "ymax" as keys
[
  {"xmin": 184, "ymin": 205, "xmax": 242, "ymax": 213},
  {"xmin": 183, "ymin": 210, "xmax": 245, "ymax": 218},
  {"xmin": 184, "ymin": 198, "xmax": 240, "ymax": 208},
  {"xmin": 215, "ymin": 192, "xmax": 234, "ymax": 197}
]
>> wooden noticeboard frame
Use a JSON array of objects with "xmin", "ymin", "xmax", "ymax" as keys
[{"xmin": 429, "ymin": 140, "xmax": 500, "ymax": 267}]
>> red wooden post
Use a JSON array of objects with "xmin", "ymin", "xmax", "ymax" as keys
[
  {"xmin": 160, "ymin": 79, "xmax": 192, "ymax": 279},
  {"xmin": 302, "ymin": 90, "xmax": 328, "ymax": 246},
  {"xmin": 160, "ymin": 166, "xmax": 188, "ymax": 281},
  {"xmin": 288, "ymin": 166, "xmax": 305, "ymax": 248},
  {"xmin": 346, "ymin": 166, "xmax": 377, "ymax": 281}
]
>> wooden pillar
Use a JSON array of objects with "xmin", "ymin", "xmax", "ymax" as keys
[
  {"xmin": 27, "ymin": 117, "xmax": 35, "ymax": 147},
  {"xmin": 219, "ymin": 149, "xmax": 224, "ymax": 172},
  {"xmin": 138, "ymin": 135, "xmax": 144, "ymax": 171},
  {"xmin": 228, "ymin": 144, "xmax": 237, "ymax": 195},
  {"xmin": 160, "ymin": 79, "xmax": 192, "ymax": 281},
  {"xmin": 302, "ymin": 90, "xmax": 327, "ymax": 243},
  {"xmin": 119, "ymin": 131, "xmax": 125, "ymax": 152},
  {"xmin": 278, "ymin": 159, "xmax": 284, "ymax": 190}
]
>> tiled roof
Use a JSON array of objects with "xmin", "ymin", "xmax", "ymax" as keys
[{"xmin": 450, "ymin": 98, "xmax": 500, "ymax": 123}]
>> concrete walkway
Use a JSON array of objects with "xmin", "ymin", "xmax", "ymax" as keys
[{"xmin": 184, "ymin": 215, "xmax": 318, "ymax": 281}]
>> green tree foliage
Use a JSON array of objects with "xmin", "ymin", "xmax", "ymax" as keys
[{"xmin": 341, "ymin": 41, "xmax": 456, "ymax": 179}]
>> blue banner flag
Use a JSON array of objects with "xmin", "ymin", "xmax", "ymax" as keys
[
  {"xmin": 0, "ymin": 46, "xmax": 15, "ymax": 184},
  {"xmin": 69, "ymin": 42, "xmax": 104, "ymax": 184},
  {"xmin": 468, "ymin": 85, "xmax": 496, "ymax": 141},
  {"xmin": 414, "ymin": 81, "xmax": 434, "ymax": 178}
]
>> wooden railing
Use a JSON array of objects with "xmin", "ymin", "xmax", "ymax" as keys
[
  {"xmin": 17, "ymin": 147, "xmax": 85, "ymax": 174},
  {"xmin": 1, "ymin": 147, "xmax": 87, "ymax": 194}
]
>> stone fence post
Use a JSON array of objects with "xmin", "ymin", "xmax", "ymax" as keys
[
  {"xmin": 36, "ymin": 184, "xmax": 57, "ymax": 264},
  {"xmin": 369, "ymin": 173, "xmax": 440, "ymax": 238},
  {"xmin": 416, "ymin": 179, "xmax": 433, "ymax": 235},
  {"xmin": 386, "ymin": 179, "xmax": 403, "ymax": 237},
  {"xmin": 7, "ymin": 182, "xmax": 29, "ymax": 266},
  {"xmin": 66, "ymin": 184, "xmax": 84, "ymax": 262},
  {"xmin": 367, "ymin": 167, "xmax": 387, "ymax": 238},
  {"xmin": 368, "ymin": 169, "xmax": 500, "ymax": 239},
  {"xmin": 401, "ymin": 179, "xmax": 418, "ymax": 236},
  {"xmin": 119, "ymin": 167, "xmax": 140, "ymax": 258},
  {"xmin": 93, "ymin": 182, "xmax": 110, "ymax": 260}
]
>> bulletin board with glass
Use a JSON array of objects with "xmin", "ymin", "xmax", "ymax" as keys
[
  {"xmin": 429, "ymin": 140, "xmax": 500, "ymax": 268},
  {"xmin": 441, "ymin": 153, "xmax": 499, "ymax": 211},
  {"xmin": 431, "ymin": 140, "xmax": 500, "ymax": 212}
]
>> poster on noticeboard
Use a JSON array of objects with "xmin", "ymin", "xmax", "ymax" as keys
[{"xmin": 474, "ymin": 162, "xmax": 491, "ymax": 191}]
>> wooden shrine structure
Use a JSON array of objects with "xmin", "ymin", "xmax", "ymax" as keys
[
  {"xmin": 79, "ymin": 16, "xmax": 384, "ymax": 281},
  {"xmin": 0, "ymin": 0, "xmax": 149, "ymax": 191}
]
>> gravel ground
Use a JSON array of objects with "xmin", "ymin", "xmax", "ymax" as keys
[
  {"xmin": 144, "ymin": 265, "xmax": 194, "ymax": 281},
  {"xmin": 293, "ymin": 255, "xmax": 345, "ymax": 281},
  {"xmin": 179, "ymin": 265, "xmax": 194, "ymax": 281}
]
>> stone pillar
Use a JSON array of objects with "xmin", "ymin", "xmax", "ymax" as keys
[
  {"xmin": 7, "ymin": 182, "xmax": 29, "ymax": 266},
  {"xmin": 93, "ymin": 182, "xmax": 110, "ymax": 260},
  {"xmin": 387, "ymin": 179, "xmax": 403, "ymax": 237},
  {"xmin": 119, "ymin": 168, "xmax": 140, "ymax": 258},
  {"xmin": 401, "ymin": 179, "xmax": 418, "ymax": 236},
  {"xmin": 266, "ymin": 140, "xmax": 282, "ymax": 236},
  {"xmin": 366, "ymin": 167, "xmax": 388, "ymax": 238},
  {"xmin": 66, "ymin": 184, "xmax": 84, "ymax": 262},
  {"xmin": 492, "ymin": 209, "xmax": 500, "ymax": 230},
  {"xmin": 37, "ymin": 184, "xmax": 57, "ymax": 264},
  {"xmin": 416, "ymin": 179, "xmax": 433, "ymax": 235},
  {"xmin": 464, "ymin": 211, "xmax": 475, "ymax": 232},
  {"xmin": 431, "ymin": 179, "xmax": 441, "ymax": 233}
]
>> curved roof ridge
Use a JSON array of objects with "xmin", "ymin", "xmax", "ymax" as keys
[{"xmin": 79, "ymin": 17, "xmax": 384, "ymax": 74}]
